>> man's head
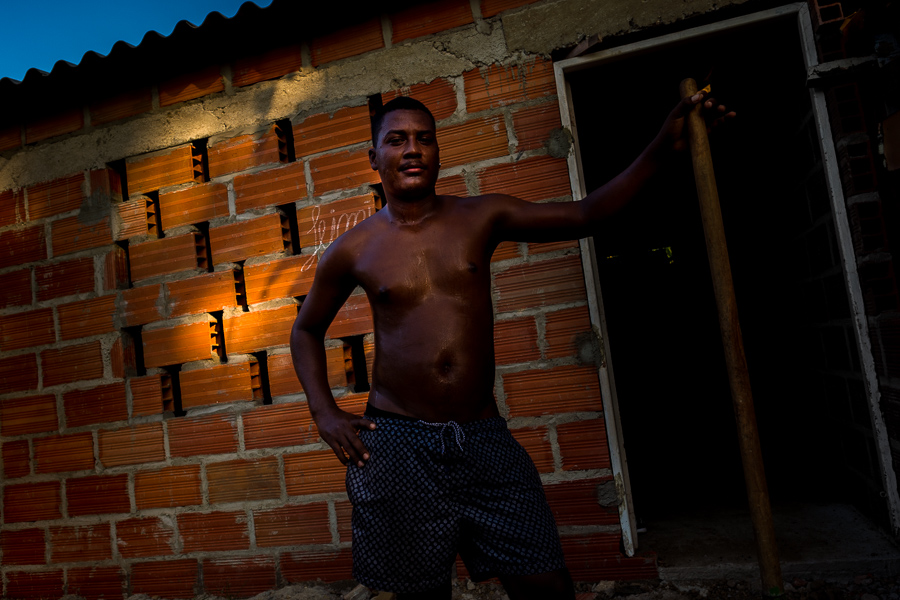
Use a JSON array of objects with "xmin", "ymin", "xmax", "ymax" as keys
[{"xmin": 371, "ymin": 97, "xmax": 436, "ymax": 147}]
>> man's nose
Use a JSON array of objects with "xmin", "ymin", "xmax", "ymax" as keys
[{"xmin": 403, "ymin": 139, "xmax": 423, "ymax": 155}]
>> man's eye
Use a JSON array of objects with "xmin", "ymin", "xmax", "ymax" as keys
[
  {"xmin": 388, "ymin": 138, "xmax": 404, "ymax": 145},
  {"xmin": 419, "ymin": 136, "xmax": 434, "ymax": 144}
]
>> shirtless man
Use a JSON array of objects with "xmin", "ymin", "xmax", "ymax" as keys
[{"xmin": 290, "ymin": 93, "xmax": 732, "ymax": 599}]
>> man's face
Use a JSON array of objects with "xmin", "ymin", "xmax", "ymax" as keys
[{"xmin": 369, "ymin": 109, "xmax": 440, "ymax": 201}]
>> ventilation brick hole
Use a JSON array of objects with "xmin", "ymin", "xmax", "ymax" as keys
[
  {"xmin": 193, "ymin": 223, "xmax": 213, "ymax": 273},
  {"xmin": 817, "ymin": 3, "xmax": 843, "ymax": 24},
  {"xmin": 345, "ymin": 335, "xmax": 370, "ymax": 393},
  {"xmin": 209, "ymin": 311, "xmax": 226, "ymax": 362},
  {"xmin": 370, "ymin": 184, "xmax": 385, "ymax": 210},
  {"xmin": 122, "ymin": 325, "xmax": 147, "ymax": 376},
  {"xmin": 192, "ymin": 139, "xmax": 209, "ymax": 183},
  {"xmin": 251, "ymin": 352, "xmax": 272, "ymax": 405},
  {"xmin": 161, "ymin": 365, "xmax": 184, "ymax": 416},
  {"xmin": 145, "ymin": 191, "xmax": 163, "ymax": 238},
  {"xmin": 115, "ymin": 240, "xmax": 134, "ymax": 289},
  {"xmin": 160, "ymin": 372, "xmax": 174, "ymax": 412},
  {"xmin": 107, "ymin": 158, "xmax": 130, "ymax": 200},
  {"xmin": 277, "ymin": 203, "xmax": 300, "ymax": 255},
  {"xmin": 275, "ymin": 119, "xmax": 296, "ymax": 163},
  {"xmin": 367, "ymin": 94, "xmax": 385, "ymax": 210},
  {"xmin": 233, "ymin": 262, "xmax": 249, "ymax": 311}
]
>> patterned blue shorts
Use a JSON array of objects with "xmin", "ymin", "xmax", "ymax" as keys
[{"xmin": 345, "ymin": 407, "xmax": 566, "ymax": 593}]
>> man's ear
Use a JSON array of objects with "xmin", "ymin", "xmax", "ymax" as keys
[{"xmin": 368, "ymin": 147, "xmax": 378, "ymax": 171}]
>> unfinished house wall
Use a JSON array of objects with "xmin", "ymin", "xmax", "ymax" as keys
[{"xmin": 0, "ymin": 0, "xmax": 754, "ymax": 596}]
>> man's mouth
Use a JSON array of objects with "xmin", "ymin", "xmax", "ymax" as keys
[{"xmin": 400, "ymin": 163, "xmax": 426, "ymax": 174}]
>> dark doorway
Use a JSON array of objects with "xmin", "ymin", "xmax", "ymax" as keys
[{"xmin": 568, "ymin": 14, "xmax": 868, "ymax": 539}]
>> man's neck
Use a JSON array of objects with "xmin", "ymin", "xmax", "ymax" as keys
[{"xmin": 384, "ymin": 192, "xmax": 441, "ymax": 226}]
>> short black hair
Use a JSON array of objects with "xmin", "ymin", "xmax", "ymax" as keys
[{"xmin": 371, "ymin": 96, "xmax": 436, "ymax": 147}]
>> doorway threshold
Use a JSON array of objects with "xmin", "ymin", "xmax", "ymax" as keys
[{"xmin": 640, "ymin": 503, "xmax": 900, "ymax": 582}]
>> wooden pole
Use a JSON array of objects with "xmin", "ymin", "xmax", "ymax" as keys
[{"xmin": 678, "ymin": 77, "xmax": 784, "ymax": 597}]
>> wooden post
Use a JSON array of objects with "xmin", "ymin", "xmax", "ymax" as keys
[{"xmin": 678, "ymin": 77, "xmax": 784, "ymax": 597}]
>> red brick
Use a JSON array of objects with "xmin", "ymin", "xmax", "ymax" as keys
[
  {"xmin": 158, "ymin": 183, "xmax": 229, "ymax": 230},
  {"xmin": 103, "ymin": 245, "xmax": 129, "ymax": 290},
  {"xmin": 335, "ymin": 392, "xmax": 368, "ymax": 416},
  {"xmin": 436, "ymin": 174, "xmax": 467, "ymax": 197},
  {"xmin": 545, "ymin": 478, "xmax": 618, "ymax": 526},
  {"xmin": 120, "ymin": 284, "xmax": 163, "ymax": 327},
  {"xmin": 90, "ymin": 168, "xmax": 123, "ymax": 203},
  {"xmin": 336, "ymin": 499, "xmax": 352, "ymax": 542},
  {"xmin": 209, "ymin": 213, "xmax": 290, "ymax": 265},
  {"xmin": 494, "ymin": 316, "xmax": 539, "ymax": 365},
  {"xmin": 126, "ymin": 145, "xmax": 200, "ymax": 196},
  {"xmin": 244, "ymin": 254, "xmax": 316, "ymax": 303},
  {"xmin": 179, "ymin": 511, "xmax": 250, "ymax": 553},
  {"xmin": 3, "ymin": 481, "xmax": 60, "ymax": 523},
  {"xmin": 134, "ymin": 465, "xmax": 202, "ymax": 509},
  {"xmin": 481, "ymin": 0, "xmax": 539, "ymax": 17},
  {"xmin": 310, "ymin": 19, "xmax": 384, "ymax": 67},
  {"xmin": 267, "ymin": 345, "xmax": 346, "ymax": 397},
  {"xmin": 0, "ymin": 529, "xmax": 45, "ymax": 565},
  {"xmin": 41, "ymin": 341, "xmax": 104, "ymax": 387},
  {"xmin": 0, "ymin": 268, "xmax": 31, "ymax": 308},
  {"xmin": 58, "ymin": 295, "xmax": 117, "ymax": 340},
  {"xmin": 327, "ymin": 294, "xmax": 374, "ymax": 339},
  {"xmin": 52, "ymin": 215, "xmax": 113, "ymax": 257},
  {"xmin": 210, "ymin": 128, "xmax": 286, "ymax": 180},
  {"xmin": 67, "ymin": 566, "xmax": 124, "ymax": 600},
  {"xmin": 34, "ymin": 432, "xmax": 94, "ymax": 474},
  {"xmin": 5, "ymin": 570, "xmax": 64, "ymax": 600},
  {"xmin": 492, "ymin": 240, "xmax": 521, "ymax": 262},
  {"xmin": 115, "ymin": 197, "xmax": 147, "ymax": 240},
  {"xmin": 142, "ymin": 321, "xmax": 215, "ymax": 368},
  {"xmin": 529, "ymin": 239, "xmax": 579, "ymax": 255},
  {"xmin": 510, "ymin": 426, "xmax": 554, "ymax": 473},
  {"xmin": 281, "ymin": 547, "xmax": 354, "ymax": 583},
  {"xmin": 234, "ymin": 161, "xmax": 307, "ymax": 213},
  {"xmin": 557, "ymin": 418, "xmax": 610, "ymax": 471},
  {"xmin": 384, "ymin": 78, "xmax": 458, "ymax": 121},
  {"xmin": 167, "ymin": 413, "xmax": 238, "ymax": 457},
  {"xmin": 439, "ymin": 116, "xmax": 508, "ymax": 168},
  {"xmin": 26, "ymin": 174, "xmax": 83, "ymax": 221},
  {"xmin": 159, "ymin": 66, "xmax": 225, "ymax": 107},
  {"xmin": 2, "ymin": 439, "xmax": 31, "ymax": 478},
  {"xmin": 180, "ymin": 361, "xmax": 260, "ymax": 409},
  {"xmin": 478, "ymin": 155, "xmax": 570, "ymax": 202},
  {"xmin": 131, "ymin": 559, "xmax": 198, "ymax": 599},
  {"xmin": 309, "ymin": 147, "xmax": 380, "ymax": 195},
  {"xmin": 115, "ymin": 516, "xmax": 175, "ymax": 558},
  {"xmin": 66, "ymin": 474, "xmax": 130, "ymax": 516},
  {"xmin": 1, "ymin": 394, "xmax": 58, "ymax": 436},
  {"xmin": 109, "ymin": 335, "xmax": 135, "ymax": 378},
  {"xmin": 63, "ymin": 382, "xmax": 128, "ymax": 428},
  {"xmin": 0, "ymin": 353, "xmax": 38, "ymax": 394},
  {"xmin": 0, "ymin": 308, "xmax": 54, "ymax": 351},
  {"xmin": 493, "ymin": 254, "xmax": 586, "ymax": 312},
  {"xmin": 513, "ymin": 102, "xmax": 562, "ymax": 151},
  {"xmin": 243, "ymin": 402, "xmax": 317, "ymax": 450},
  {"xmin": 99, "ymin": 423, "xmax": 165, "ymax": 467},
  {"xmin": 130, "ymin": 374, "xmax": 171, "ymax": 416},
  {"xmin": 562, "ymin": 533, "xmax": 658, "ymax": 580},
  {"xmin": 168, "ymin": 270, "xmax": 237, "ymax": 318},
  {"xmin": 0, "ymin": 187, "xmax": 26, "ymax": 226},
  {"xmin": 203, "ymin": 555, "xmax": 277, "ymax": 598},
  {"xmin": 464, "ymin": 57, "xmax": 555, "ymax": 113},
  {"xmin": 26, "ymin": 107, "xmax": 84, "ymax": 144},
  {"xmin": 297, "ymin": 194, "xmax": 375, "ymax": 250},
  {"xmin": 207, "ymin": 457, "xmax": 281, "ymax": 504},
  {"xmin": 0, "ymin": 124, "xmax": 22, "ymax": 153},
  {"xmin": 254, "ymin": 503, "xmax": 331, "ymax": 548},
  {"xmin": 0, "ymin": 225, "xmax": 46, "ymax": 268},
  {"xmin": 232, "ymin": 45, "xmax": 303, "ymax": 87},
  {"xmin": 224, "ymin": 304, "xmax": 296, "ymax": 354},
  {"xmin": 35, "ymin": 256, "xmax": 94, "ymax": 301},
  {"xmin": 49, "ymin": 523, "xmax": 111, "ymax": 563},
  {"xmin": 284, "ymin": 450, "xmax": 346, "ymax": 495},
  {"xmin": 545, "ymin": 305, "xmax": 592, "ymax": 359},
  {"xmin": 128, "ymin": 232, "xmax": 206, "ymax": 282},
  {"xmin": 503, "ymin": 365, "xmax": 602, "ymax": 417},
  {"xmin": 294, "ymin": 106, "xmax": 372, "ymax": 158},
  {"xmin": 391, "ymin": 0, "xmax": 473, "ymax": 43},
  {"xmin": 90, "ymin": 87, "xmax": 153, "ymax": 126}
]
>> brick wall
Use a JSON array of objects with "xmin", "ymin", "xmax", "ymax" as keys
[{"xmin": 0, "ymin": 1, "xmax": 648, "ymax": 597}]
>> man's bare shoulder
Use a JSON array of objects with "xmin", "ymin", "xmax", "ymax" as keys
[{"xmin": 315, "ymin": 209, "xmax": 388, "ymax": 270}]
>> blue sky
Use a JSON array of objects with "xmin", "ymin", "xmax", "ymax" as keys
[{"xmin": 0, "ymin": 0, "xmax": 273, "ymax": 82}]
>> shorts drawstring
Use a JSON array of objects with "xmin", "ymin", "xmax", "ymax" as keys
[{"xmin": 419, "ymin": 420, "xmax": 466, "ymax": 454}]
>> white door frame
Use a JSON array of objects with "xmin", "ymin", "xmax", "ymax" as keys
[{"xmin": 552, "ymin": 2, "xmax": 900, "ymax": 554}]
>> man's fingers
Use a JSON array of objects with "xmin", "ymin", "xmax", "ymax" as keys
[
  {"xmin": 353, "ymin": 417, "xmax": 377, "ymax": 431},
  {"xmin": 342, "ymin": 433, "xmax": 371, "ymax": 468},
  {"xmin": 326, "ymin": 439, "xmax": 349, "ymax": 465}
]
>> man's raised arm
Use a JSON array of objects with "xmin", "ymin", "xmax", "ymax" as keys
[{"xmin": 290, "ymin": 241, "xmax": 375, "ymax": 467}]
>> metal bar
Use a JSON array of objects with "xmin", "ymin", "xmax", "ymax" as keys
[{"xmin": 679, "ymin": 77, "xmax": 783, "ymax": 596}]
